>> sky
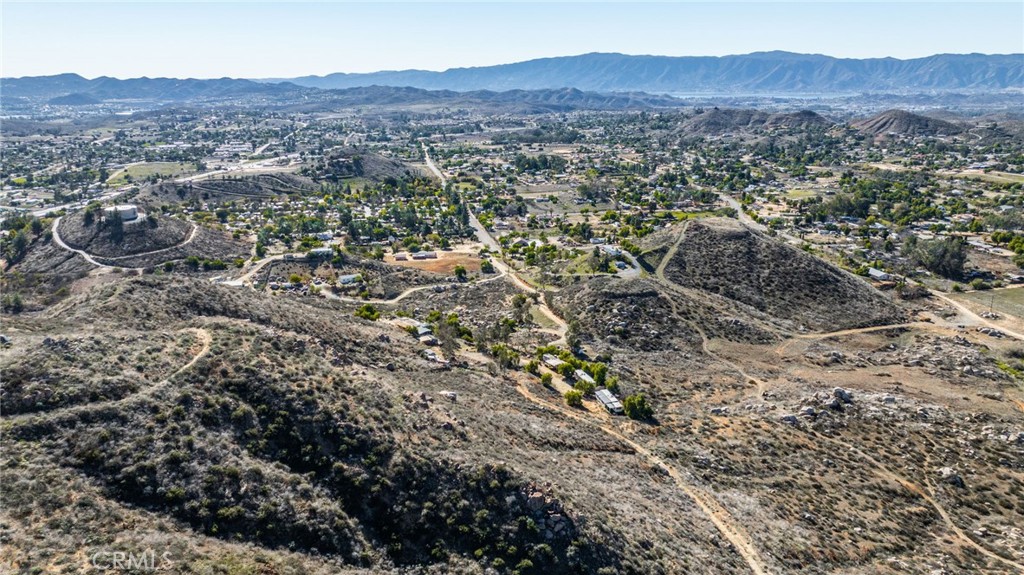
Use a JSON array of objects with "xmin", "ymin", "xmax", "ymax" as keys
[{"xmin": 2, "ymin": 1, "xmax": 1022, "ymax": 79}]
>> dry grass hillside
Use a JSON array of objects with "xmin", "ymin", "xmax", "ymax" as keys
[
  {"xmin": 2, "ymin": 224, "xmax": 1022, "ymax": 575},
  {"xmin": 649, "ymin": 218, "xmax": 905, "ymax": 332}
]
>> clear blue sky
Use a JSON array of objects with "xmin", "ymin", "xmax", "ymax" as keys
[{"xmin": 3, "ymin": 2, "xmax": 1022, "ymax": 78}]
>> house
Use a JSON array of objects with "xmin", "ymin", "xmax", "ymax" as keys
[
  {"xmin": 867, "ymin": 267, "xmax": 892, "ymax": 281},
  {"xmin": 595, "ymin": 389, "xmax": 624, "ymax": 415},
  {"xmin": 308, "ymin": 247, "xmax": 334, "ymax": 258},
  {"xmin": 574, "ymin": 370, "xmax": 595, "ymax": 385}
]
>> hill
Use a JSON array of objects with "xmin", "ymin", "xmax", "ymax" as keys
[
  {"xmin": 278, "ymin": 52, "xmax": 1024, "ymax": 94},
  {"xmin": 289, "ymin": 86, "xmax": 686, "ymax": 113},
  {"xmin": 676, "ymin": 108, "xmax": 833, "ymax": 136},
  {"xmin": 853, "ymin": 109, "xmax": 964, "ymax": 137},
  {"xmin": 46, "ymin": 92, "xmax": 102, "ymax": 106},
  {"xmin": 0, "ymin": 276, "xmax": 718, "ymax": 574},
  {"xmin": 313, "ymin": 147, "xmax": 420, "ymax": 182},
  {"xmin": 647, "ymin": 218, "xmax": 904, "ymax": 332}
]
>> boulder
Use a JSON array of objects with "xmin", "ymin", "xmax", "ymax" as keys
[
  {"xmin": 833, "ymin": 387, "xmax": 853, "ymax": 403},
  {"xmin": 938, "ymin": 467, "xmax": 965, "ymax": 488}
]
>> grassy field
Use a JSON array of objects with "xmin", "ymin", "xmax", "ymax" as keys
[
  {"xmin": 954, "ymin": 170, "xmax": 1024, "ymax": 185},
  {"xmin": 530, "ymin": 305, "xmax": 560, "ymax": 329},
  {"xmin": 107, "ymin": 162, "xmax": 195, "ymax": 185},
  {"xmin": 953, "ymin": 287, "xmax": 1024, "ymax": 321},
  {"xmin": 785, "ymin": 189, "xmax": 817, "ymax": 200}
]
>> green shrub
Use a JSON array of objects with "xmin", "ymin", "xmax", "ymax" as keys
[
  {"xmin": 564, "ymin": 390, "xmax": 583, "ymax": 408},
  {"xmin": 623, "ymin": 394, "xmax": 653, "ymax": 420},
  {"xmin": 355, "ymin": 304, "xmax": 380, "ymax": 321}
]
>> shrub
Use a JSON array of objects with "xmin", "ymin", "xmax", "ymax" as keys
[
  {"xmin": 564, "ymin": 390, "xmax": 583, "ymax": 408},
  {"xmin": 623, "ymin": 394, "xmax": 653, "ymax": 420},
  {"xmin": 540, "ymin": 373, "xmax": 553, "ymax": 387},
  {"xmin": 525, "ymin": 360, "xmax": 540, "ymax": 375},
  {"xmin": 573, "ymin": 379, "xmax": 595, "ymax": 396},
  {"xmin": 355, "ymin": 304, "xmax": 380, "ymax": 321}
]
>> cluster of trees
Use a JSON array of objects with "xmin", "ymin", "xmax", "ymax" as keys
[
  {"xmin": 1, "ymin": 214, "xmax": 49, "ymax": 268},
  {"xmin": 903, "ymin": 236, "xmax": 968, "ymax": 279},
  {"xmin": 988, "ymin": 230, "xmax": 1024, "ymax": 268},
  {"xmin": 513, "ymin": 153, "xmax": 567, "ymax": 173}
]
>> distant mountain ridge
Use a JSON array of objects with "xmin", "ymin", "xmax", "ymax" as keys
[
  {"xmin": 278, "ymin": 52, "xmax": 1024, "ymax": 94},
  {"xmin": 2, "ymin": 73, "xmax": 307, "ymax": 101}
]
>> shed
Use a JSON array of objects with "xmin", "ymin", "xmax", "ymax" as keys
[
  {"xmin": 574, "ymin": 369, "xmax": 595, "ymax": 385},
  {"xmin": 595, "ymin": 389, "xmax": 624, "ymax": 415},
  {"xmin": 867, "ymin": 267, "xmax": 892, "ymax": 281}
]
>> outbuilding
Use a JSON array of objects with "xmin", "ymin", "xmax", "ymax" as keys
[{"xmin": 595, "ymin": 389, "xmax": 624, "ymax": 415}]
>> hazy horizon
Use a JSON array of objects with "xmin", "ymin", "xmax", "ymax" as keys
[
  {"xmin": 3, "ymin": 2, "xmax": 1023, "ymax": 79},
  {"xmin": 7, "ymin": 49, "xmax": 1024, "ymax": 82}
]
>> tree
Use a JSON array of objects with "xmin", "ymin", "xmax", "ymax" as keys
[
  {"xmin": 623, "ymin": 394, "xmax": 653, "ymax": 420},
  {"xmin": 480, "ymin": 259, "xmax": 495, "ymax": 274},
  {"xmin": 9, "ymin": 231, "xmax": 28, "ymax": 263},
  {"xmin": 1, "ymin": 292, "xmax": 24, "ymax": 313},
  {"xmin": 525, "ymin": 360, "xmax": 540, "ymax": 375},
  {"xmin": 105, "ymin": 211, "xmax": 124, "ymax": 243},
  {"xmin": 573, "ymin": 378, "xmax": 595, "ymax": 396},
  {"xmin": 565, "ymin": 319, "xmax": 582, "ymax": 352},
  {"xmin": 355, "ymin": 304, "xmax": 380, "ymax": 321},
  {"xmin": 453, "ymin": 264, "xmax": 467, "ymax": 281},
  {"xmin": 905, "ymin": 236, "xmax": 967, "ymax": 279},
  {"xmin": 556, "ymin": 362, "xmax": 576, "ymax": 379},
  {"xmin": 564, "ymin": 390, "xmax": 583, "ymax": 408},
  {"xmin": 540, "ymin": 373, "xmax": 553, "ymax": 387}
]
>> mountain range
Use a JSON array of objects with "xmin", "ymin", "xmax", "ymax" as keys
[
  {"xmin": 4, "ymin": 52, "xmax": 1022, "ymax": 108},
  {"xmin": 277, "ymin": 52, "xmax": 1024, "ymax": 94},
  {"xmin": 2, "ymin": 73, "xmax": 305, "ymax": 102}
]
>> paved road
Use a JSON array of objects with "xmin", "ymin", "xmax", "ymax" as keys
[{"xmin": 422, "ymin": 143, "xmax": 501, "ymax": 253}]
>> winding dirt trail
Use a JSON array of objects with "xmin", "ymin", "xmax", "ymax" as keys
[
  {"xmin": 931, "ymin": 290, "xmax": 1024, "ymax": 341},
  {"xmin": 652, "ymin": 221, "xmax": 769, "ymax": 396},
  {"xmin": 5, "ymin": 327, "xmax": 212, "ymax": 425},
  {"xmin": 511, "ymin": 376, "xmax": 771, "ymax": 575},
  {"xmin": 647, "ymin": 220, "xmax": 1024, "ymax": 571},
  {"xmin": 692, "ymin": 326, "xmax": 1022, "ymax": 569},
  {"xmin": 816, "ymin": 434, "xmax": 1024, "ymax": 572}
]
